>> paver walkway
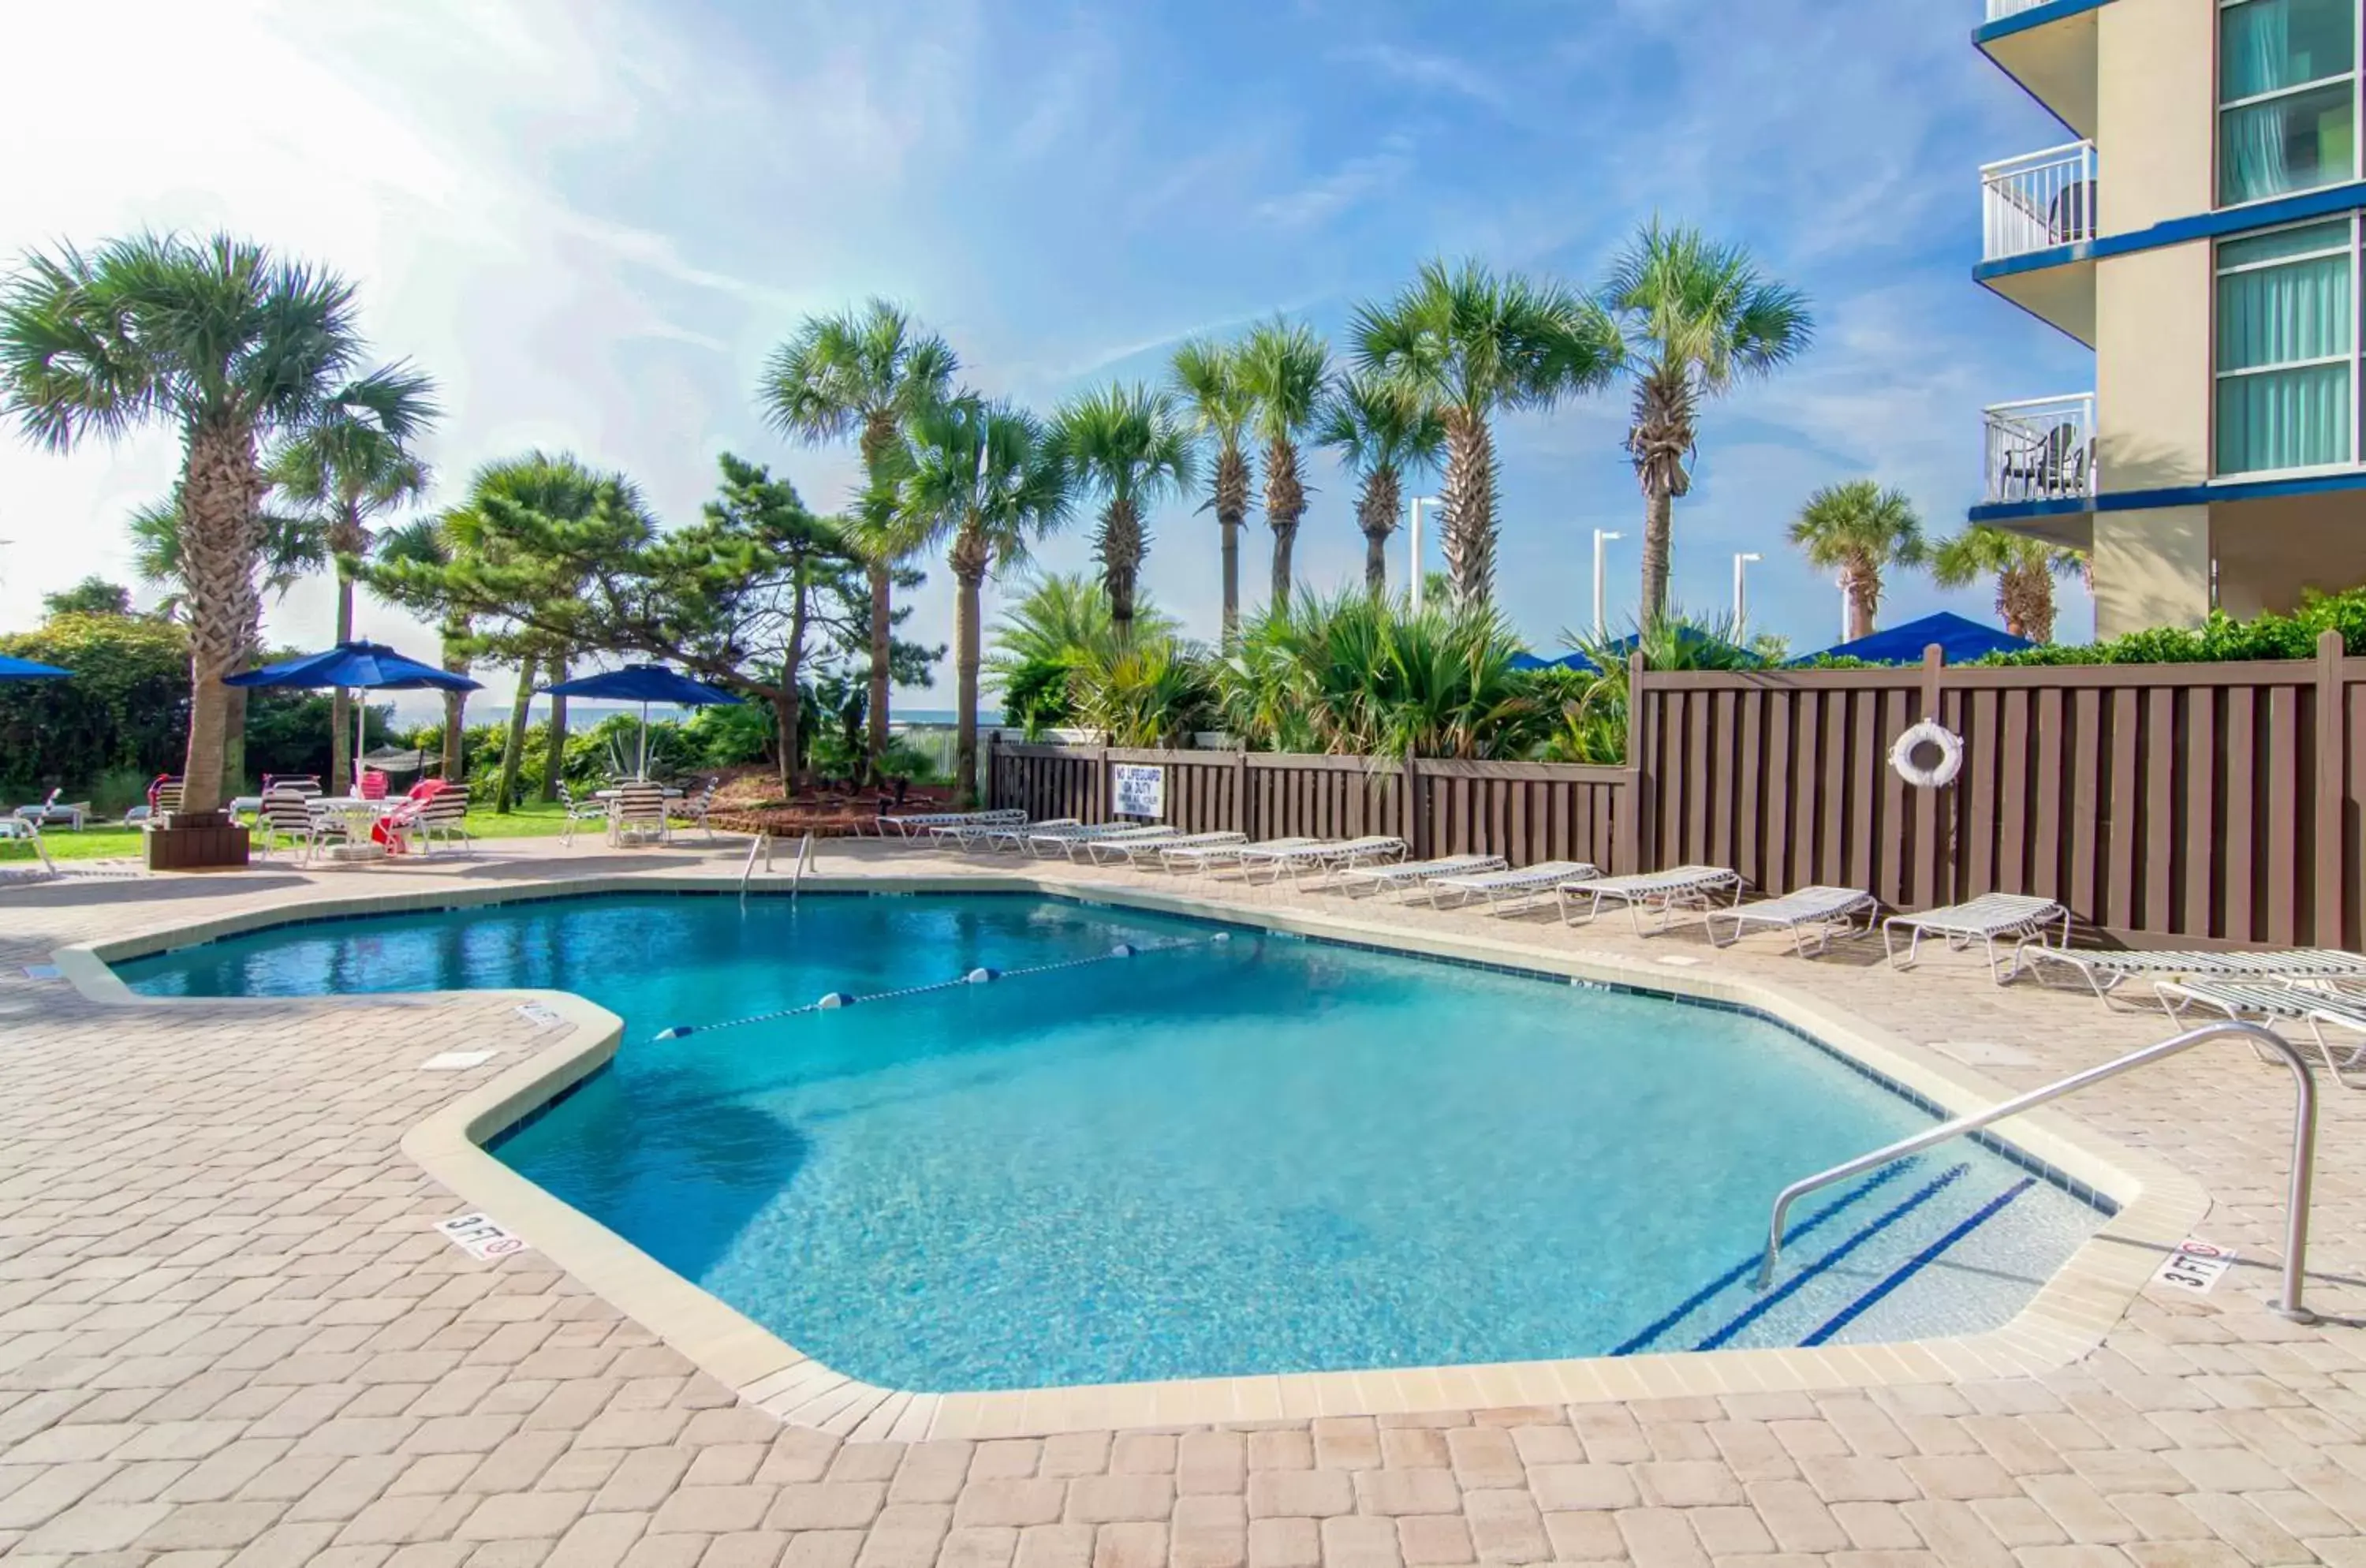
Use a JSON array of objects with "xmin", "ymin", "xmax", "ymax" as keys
[{"xmin": 1, "ymin": 839, "xmax": 2364, "ymax": 1566}]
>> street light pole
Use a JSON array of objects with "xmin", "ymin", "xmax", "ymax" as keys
[
  {"xmin": 1593, "ymin": 530, "xmax": 1624, "ymax": 640},
  {"xmin": 1733, "ymin": 552, "xmax": 1763, "ymax": 639},
  {"xmin": 1409, "ymin": 498, "xmax": 1439, "ymax": 614}
]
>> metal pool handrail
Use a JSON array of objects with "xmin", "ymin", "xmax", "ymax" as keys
[{"xmin": 1756, "ymin": 1021, "xmax": 2319, "ymax": 1322}]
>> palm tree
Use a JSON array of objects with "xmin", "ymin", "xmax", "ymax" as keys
[
  {"xmin": 1931, "ymin": 524, "xmax": 2085, "ymax": 644},
  {"xmin": 1169, "ymin": 338, "xmax": 1256, "ymax": 645},
  {"xmin": 127, "ymin": 489, "xmax": 327, "ymax": 791},
  {"xmin": 1052, "ymin": 384, "xmax": 1196, "ymax": 644},
  {"xmin": 1351, "ymin": 259, "xmax": 1620, "ymax": 606},
  {"xmin": 898, "ymin": 397, "xmax": 1071, "ymax": 803},
  {"xmin": 759, "ymin": 300, "xmax": 957, "ymax": 779},
  {"xmin": 0, "ymin": 233, "xmax": 384, "ymax": 814},
  {"xmin": 1316, "ymin": 371, "xmax": 1446, "ymax": 596},
  {"xmin": 1787, "ymin": 481, "xmax": 1928, "ymax": 642},
  {"xmin": 1237, "ymin": 319, "xmax": 1331, "ymax": 612},
  {"xmin": 267, "ymin": 364, "xmax": 440, "ymax": 788},
  {"xmin": 1603, "ymin": 222, "xmax": 1812, "ymax": 625}
]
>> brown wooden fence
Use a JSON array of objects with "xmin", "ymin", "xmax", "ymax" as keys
[{"xmin": 987, "ymin": 629, "xmax": 2366, "ymax": 950}]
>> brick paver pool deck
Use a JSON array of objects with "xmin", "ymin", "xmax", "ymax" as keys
[{"xmin": 2, "ymin": 838, "xmax": 2363, "ymax": 1566}]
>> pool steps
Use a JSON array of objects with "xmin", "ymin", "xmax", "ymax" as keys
[{"xmin": 1617, "ymin": 1158, "xmax": 2051, "ymax": 1357}]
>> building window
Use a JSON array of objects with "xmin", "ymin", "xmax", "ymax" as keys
[
  {"xmin": 2215, "ymin": 218, "xmax": 2356, "ymax": 474},
  {"xmin": 2219, "ymin": 0, "xmax": 2358, "ymax": 205}
]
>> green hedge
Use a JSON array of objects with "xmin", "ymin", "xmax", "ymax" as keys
[{"xmin": 0, "ymin": 614, "xmax": 189, "ymax": 793}]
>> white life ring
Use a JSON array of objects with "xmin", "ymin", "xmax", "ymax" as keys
[{"xmin": 1890, "ymin": 720, "xmax": 1965, "ymax": 790}]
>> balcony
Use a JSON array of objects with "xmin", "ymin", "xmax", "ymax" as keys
[
  {"xmin": 1983, "ymin": 394, "xmax": 2096, "ymax": 510},
  {"xmin": 1975, "ymin": 1, "xmax": 2101, "ymax": 140},
  {"xmin": 1982, "ymin": 142, "xmax": 2095, "ymax": 263}
]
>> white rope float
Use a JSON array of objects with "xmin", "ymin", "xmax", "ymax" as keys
[{"xmin": 652, "ymin": 937, "xmax": 1214, "ymax": 1041}]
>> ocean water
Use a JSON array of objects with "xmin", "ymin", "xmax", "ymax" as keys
[{"xmin": 119, "ymin": 893, "xmax": 2105, "ymax": 1391}]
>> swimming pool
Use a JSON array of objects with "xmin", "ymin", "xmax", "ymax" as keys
[{"xmin": 119, "ymin": 891, "xmax": 2107, "ymax": 1391}]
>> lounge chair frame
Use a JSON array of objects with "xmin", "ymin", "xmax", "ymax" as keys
[
  {"xmin": 1881, "ymin": 894, "xmax": 2069, "ymax": 980},
  {"xmin": 2008, "ymin": 939, "xmax": 2366, "ymax": 1006},
  {"xmin": 1558, "ymin": 865, "xmax": 1745, "ymax": 934},
  {"xmin": 1707, "ymin": 886, "xmax": 1878, "ymax": 956},
  {"xmin": 2158, "ymin": 977, "xmax": 2366, "ymax": 1077},
  {"xmin": 1330, "ymin": 853, "xmax": 1507, "ymax": 899},
  {"xmin": 1427, "ymin": 861, "xmax": 1603, "ymax": 913}
]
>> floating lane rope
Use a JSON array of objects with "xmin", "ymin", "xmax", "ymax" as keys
[{"xmin": 653, "ymin": 939, "xmax": 1192, "ymax": 1041}]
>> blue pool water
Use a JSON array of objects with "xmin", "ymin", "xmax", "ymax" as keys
[{"xmin": 119, "ymin": 893, "xmax": 2105, "ymax": 1391}]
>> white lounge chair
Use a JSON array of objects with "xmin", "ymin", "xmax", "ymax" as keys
[
  {"xmin": 1333, "ymin": 853, "xmax": 1506, "ymax": 898},
  {"xmin": 884, "ymin": 807, "xmax": 1025, "ymax": 841},
  {"xmin": 1429, "ymin": 860, "xmax": 1603, "ymax": 913},
  {"xmin": 558, "ymin": 782, "xmax": 612, "ymax": 846},
  {"xmin": 2157, "ymin": 977, "xmax": 2366, "ymax": 1077},
  {"xmin": 1882, "ymin": 894, "xmax": 2069, "ymax": 980},
  {"xmin": 13, "ymin": 790, "xmax": 88, "ymax": 831},
  {"xmin": 2008, "ymin": 939, "xmax": 2366, "ymax": 1006},
  {"xmin": 946, "ymin": 816, "xmax": 1080, "ymax": 853},
  {"xmin": 1707, "ymin": 886, "xmax": 1878, "ymax": 956},
  {"xmin": 1159, "ymin": 835, "xmax": 1317, "ymax": 875},
  {"xmin": 1241, "ymin": 835, "xmax": 1406, "ymax": 887},
  {"xmin": 1025, "ymin": 823, "xmax": 1166, "ymax": 860},
  {"xmin": 1099, "ymin": 830, "xmax": 1245, "ymax": 868},
  {"xmin": 1079, "ymin": 826, "xmax": 1189, "ymax": 864},
  {"xmin": 0, "ymin": 818, "xmax": 55, "ymax": 878},
  {"xmin": 1559, "ymin": 865, "xmax": 1744, "ymax": 933}
]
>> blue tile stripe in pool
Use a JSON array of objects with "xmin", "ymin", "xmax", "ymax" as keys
[{"xmin": 1798, "ymin": 1178, "xmax": 2040, "ymax": 1347}]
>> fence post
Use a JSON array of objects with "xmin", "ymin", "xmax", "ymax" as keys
[
  {"xmin": 984, "ymin": 730, "xmax": 999, "ymax": 811},
  {"xmin": 1622, "ymin": 652, "xmax": 1651, "ymax": 875},
  {"xmin": 1403, "ymin": 749, "xmax": 1428, "ymax": 861},
  {"xmin": 1912, "ymin": 644, "xmax": 1946, "ymax": 909},
  {"xmin": 1232, "ymin": 749, "xmax": 1249, "ymax": 834},
  {"xmin": 2316, "ymin": 629, "xmax": 2346, "ymax": 946},
  {"xmin": 1095, "ymin": 744, "xmax": 1112, "ymax": 822}
]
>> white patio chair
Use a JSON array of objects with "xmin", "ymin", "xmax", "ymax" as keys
[
  {"xmin": 2008, "ymin": 939, "xmax": 2366, "ymax": 1006},
  {"xmin": 1332, "ymin": 853, "xmax": 1506, "ymax": 899},
  {"xmin": 1428, "ymin": 860, "xmax": 1603, "ymax": 913},
  {"xmin": 1104, "ymin": 831, "xmax": 1246, "ymax": 869},
  {"xmin": 1882, "ymin": 894, "xmax": 2069, "ymax": 981},
  {"xmin": 1158, "ymin": 835, "xmax": 1317, "ymax": 876},
  {"xmin": 2157, "ymin": 977, "xmax": 2366, "ymax": 1078},
  {"xmin": 885, "ymin": 807, "xmax": 1025, "ymax": 842},
  {"xmin": 1558, "ymin": 865, "xmax": 1745, "ymax": 934},
  {"xmin": 557, "ymin": 782, "xmax": 612, "ymax": 846},
  {"xmin": 1707, "ymin": 886, "xmax": 1878, "ymax": 956},
  {"xmin": 1240, "ymin": 835, "xmax": 1407, "ymax": 887},
  {"xmin": 609, "ymin": 782, "xmax": 671, "ymax": 846}
]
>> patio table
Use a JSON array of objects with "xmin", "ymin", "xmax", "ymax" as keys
[{"xmin": 308, "ymin": 797, "xmax": 398, "ymax": 861}]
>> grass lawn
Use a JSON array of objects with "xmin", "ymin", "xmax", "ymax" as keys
[{"xmin": 10, "ymin": 797, "xmax": 590, "ymax": 863}]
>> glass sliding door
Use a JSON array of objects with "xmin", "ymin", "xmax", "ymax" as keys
[
  {"xmin": 2215, "ymin": 218, "xmax": 2357, "ymax": 474},
  {"xmin": 2219, "ymin": 0, "xmax": 2359, "ymax": 205}
]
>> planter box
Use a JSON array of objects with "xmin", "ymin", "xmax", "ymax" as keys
[{"xmin": 144, "ymin": 812, "xmax": 251, "ymax": 872}]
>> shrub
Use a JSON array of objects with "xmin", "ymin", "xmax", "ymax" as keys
[
  {"xmin": 0, "ymin": 612, "xmax": 189, "ymax": 791},
  {"xmin": 1974, "ymin": 586, "xmax": 2366, "ymax": 667}
]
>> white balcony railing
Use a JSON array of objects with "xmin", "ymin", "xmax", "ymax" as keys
[
  {"xmin": 1983, "ymin": 394, "xmax": 2096, "ymax": 506},
  {"xmin": 1986, "ymin": 0, "xmax": 2058, "ymax": 19},
  {"xmin": 1981, "ymin": 141, "xmax": 2097, "ymax": 263}
]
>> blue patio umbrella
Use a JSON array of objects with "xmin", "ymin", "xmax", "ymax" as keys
[
  {"xmin": 543, "ymin": 663, "xmax": 742, "ymax": 778},
  {"xmin": 0, "ymin": 655, "xmax": 71, "ymax": 679},
  {"xmin": 1801, "ymin": 611, "xmax": 2034, "ymax": 667},
  {"xmin": 226, "ymin": 640, "xmax": 480, "ymax": 790}
]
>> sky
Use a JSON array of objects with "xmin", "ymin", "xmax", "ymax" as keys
[{"xmin": 0, "ymin": 0, "xmax": 2097, "ymax": 718}]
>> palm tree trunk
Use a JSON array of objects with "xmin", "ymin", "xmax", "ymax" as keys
[
  {"xmin": 1102, "ymin": 500, "xmax": 1142, "ymax": 642},
  {"xmin": 175, "ymin": 420, "xmax": 266, "ymax": 816},
  {"xmin": 494, "ymin": 655, "xmax": 536, "ymax": 814},
  {"xmin": 953, "ymin": 559, "xmax": 986, "ymax": 808},
  {"xmin": 1220, "ymin": 517, "xmax": 1240, "ymax": 646},
  {"xmin": 1640, "ymin": 481, "xmax": 1675, "ymax": 628},
  {"xmin": 1999, "ymin": 562, "xmax": 2055, "ymax": 644},
  {"xmin": 867, "ymin": 559, "xmax": 891, "ymax": 782},
  {"xmin": 330, "ymin": 570, "xmax": 356, "ymax": 790},
  {"xmin": 1360, "ymin": 469, "xmax": 1401, "ymax": 598},
  {"xmin": 1439, "ymin": 412, "xmax": 1498, "ymax": 606},
  {"xmin": 1845, "ymin": 566, "xmax": 1879, "ymax": 642},
  {"xmin": 1216, "ymin": 446, "xmax": 1248, "ymax": 648},
  {"xmin": 541, "ymin": 655, "xmax": 568, "ymax": 798},
  {"xmin": 1265, "ymin": 435, "xmax": 1304, "ymax": 614}
]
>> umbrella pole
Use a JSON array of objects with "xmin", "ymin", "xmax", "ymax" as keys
[{"xmin": 352, "ymin": 689, "xmax": 364, "ymax": 793}]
